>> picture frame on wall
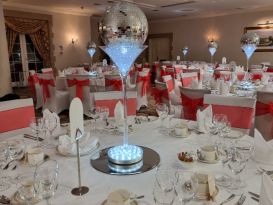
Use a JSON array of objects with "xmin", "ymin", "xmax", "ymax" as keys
[{"xmin": 244, "ymin": 26, "xmax": 273, "ymax": 52}]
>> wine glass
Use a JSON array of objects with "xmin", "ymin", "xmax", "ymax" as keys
[
  {"xmin": 156, "ymin": 103, "xmax": 169, "ymax": 130},
  {"xmin": 227, "ymin": 148, "xmax": 247, "ymax": 194},
  {"xmin": 153, "ymin": 180, "xmax": 175, "ymax": 205},
  {"xmin": 235, "ymin": 139, "xmax": 254, "ymax": 162},
  {"xmin": 30, "ymin": 117, "xmax": 44, "ymax": 145},
  {"xmin": 0, "ymin": 142, "xmax": 11, "ymax": 192},
  {"xmin": 89, "ymin": 107, "xmax": 100, "ymax": 133},
  {"xmin": 6, "ymin": 139, "xmax": 25, "ymax": 161},
  {"xmin": 213, "ymin": 114, "xmax": 228, "ymax": 137},
  {"xmin": 34, "ymin": 160, "xmax": 59, "ymax": 205},
  {"xmin": 174, "ymin": 171, "xmax": 198, "ymax": 204},
  {"xmin": 99, "ymin": 106, "xmax": 110, "ymax": 129},
  {"xmin": 17, "ymin": 172, "xmax": 36, "ymax": 205},
  {"xmin": 155, "ymin": 164, "xmax": 177, "ymax": 192},
  {"xmin": 43, "ymin": 115, "xmax": 58, "ymax": 148}
]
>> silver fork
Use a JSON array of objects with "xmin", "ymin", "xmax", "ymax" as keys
[
  {"xmin": 236, "ymin": 194, "xmax": 246, "ymax": 205},
  {"xmin": 219, "ymin": 194, "xmax": 235, "ymax": 205}
]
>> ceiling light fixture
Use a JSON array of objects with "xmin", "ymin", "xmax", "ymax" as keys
[{"xmin": 257, "ymin": 21, "xmax": 273, "ymax": 26}]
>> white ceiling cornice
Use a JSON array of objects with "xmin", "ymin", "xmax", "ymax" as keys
[{"xmin": 3, "ymin": 2, "xmax": 92, "ymax": 17}]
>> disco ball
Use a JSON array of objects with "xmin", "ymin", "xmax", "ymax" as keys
[
  {"xmin": 208, "ymin": 40, "xmax": 218, "ymax": 49},
  {"xmin": 99, "ymin": 1, "xmax": 148, "ymax": 46},
  {"xmin": 240, "ymin": 32, "xmax": 260, "ymax": 46}
]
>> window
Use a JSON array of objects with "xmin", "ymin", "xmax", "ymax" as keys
[{"xmin": 9, "ymin": 34, "xmax": 44, "ymax": 87}]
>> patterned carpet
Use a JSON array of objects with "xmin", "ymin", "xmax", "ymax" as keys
[{"xmin": 13, "ymin": 87, "xmax": 157, "ymax": 124}]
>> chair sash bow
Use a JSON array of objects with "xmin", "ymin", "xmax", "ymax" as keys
[
  {"xmin": 39, "ymin": 79, "xmax": 55, "ymax": 101},
  {"xmin": 67, "ymin": 79, "xmax": 90, "ymax": 100},
  {"xmin": 152, "ymin": 88, "xmax": 169, "ymax": 103},
  {"xmin": 181, "ymin": 93, "xmax": 203, "ymax": 120},
  {"xmin": 136, "ymin": 75, "xmax": 150, "ymax": 96},
  {"xmin": 106, "ymin": 79, "xmax": 122, "ymax": 91}
]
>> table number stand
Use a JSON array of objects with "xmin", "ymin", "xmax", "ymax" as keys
[{"xmin": 71, "ymin": 128, "xmax": 89, "ymax": 196}]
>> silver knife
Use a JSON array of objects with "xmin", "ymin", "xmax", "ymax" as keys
[
  {"xmin": 251, "ymin": 197, "xmax": 259, "ymax": 202},
  {"xmin": 248, "ymin": 191, "xmax": 260, "ymax": 199}
]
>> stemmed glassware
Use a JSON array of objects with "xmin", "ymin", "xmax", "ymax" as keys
[
  {"xmin": 0, "ymin": 142, "xmax": 11, "ymax": 192},
  {"xmin": 89, "ymin": 107, "xmax": 100, "ymax": 133},
  {"xmin": 174, "ymin": 171, "xmax": 198, "ymax": 204},
  {"xmin": 154, "ymin": 165, "xmax": 177, "ymax": 205},
  {"xmin": 99, "ymin": 106, "xmax": 110, "ymax": 129},
  {"xmin": 156, "ymin": 103, "xmax": 169, "ymax": 130},
  {"xmin": 30, "ymin": 117, "xmax": 45, "ymax": 145},
  {"xmin": 17, "ymin": 172, "xmax": 36, "ymax": 205},
  {"xmin": 34, "ymin": 160, "xmax": 59, "ymax": 205},
  {"xmin": 43, "ymin": 115, "xmax": 58, "ymax": 148}
]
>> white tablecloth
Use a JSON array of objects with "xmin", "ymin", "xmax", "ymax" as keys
[{"xmin": 1, "ymin": 119, "xmax": 271, "ymax": 205}]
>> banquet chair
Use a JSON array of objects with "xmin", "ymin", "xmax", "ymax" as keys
[
  {"xmin": 38, "ymin": 74, "xmax": 69, "ymax": 114},
  {"xmin": 250, "ymin": 69, "xmax": 263, "ymax": 81},
  {"xmin": 180, "ymin": 72, "xmax": 198, "ymax": 87},
  {"xmin": 204, "ymin": 94, "xmax": 256, "ymax": 134},
  {"xmin": 105, "ymin": 74, "xmax": 122, "ymax": 91},
  {"xmin": 28, "ymin": 71, "xmax": 43, "ymax": 109},
  {"xmin": 179, "ymin": 87, "xmax": 211, "ymax": 120},
  {"xmin": 153, "ymin": 80, "xmax": 170, "ymax": 106},
  {"xmin": 219, "ymin": 71, "xmax": 231, "ymax": 81},
  {"xmin": 94, "ymin": 91, "xmax": 137, "ymax": 117},
  {"xmin": 136, "ymin": 71, "xmax": 150, "ymax": 110},
  {"xmin": 66, "ymin": 74, "xmax": 94, "ymax": 117},
  {"xmin": 255, "ymin": 91, "xmax": 273, "ymax": 140},
  {"xmin": 162, "ymin": 75, "xmax": 181, "ymax": 105},
  {"xmin": 41, "ymin": 68, "xmax": 54, "ymax": 74},
  {"xmin": 0, "ymin": 98, "xmax": 35, "ymax": 133},
  {"xmin": 236, "ymin": 71, "xmax": 246, "ymax": 81}
]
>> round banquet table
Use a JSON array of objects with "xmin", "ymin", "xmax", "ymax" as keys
[{"xmin": 0, "ymin": 118, "xmax": 271, "ymax": 205}]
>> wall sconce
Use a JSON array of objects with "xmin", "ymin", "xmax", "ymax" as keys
[
  {"xmin": 59, "ymin": 45, "xmax": 64, "ymax": 55},
  {"xmin": 72, "ymin": 38, "xmax": 78, "ymax": 44},
  {"xmin": 257, "ymin": 21, "xmax": 273, "ymax": 26}
]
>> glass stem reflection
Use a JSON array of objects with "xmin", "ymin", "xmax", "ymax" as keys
[{"xmin": 121, "ymin": 75, "xmax": 128, "ymax": 146}]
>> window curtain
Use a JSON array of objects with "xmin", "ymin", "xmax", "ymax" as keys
[{"xmin": 5, "ymin": 16, "xmax": 51, "ymax": 67}]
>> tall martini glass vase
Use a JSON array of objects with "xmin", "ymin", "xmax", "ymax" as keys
[
  {"xmin": 100, "ymin": 40, "xmax": 147, "ymax": 150},
  {"xmin": 241, "ymin": 44, "xmax": 256, "ymax": 80}
]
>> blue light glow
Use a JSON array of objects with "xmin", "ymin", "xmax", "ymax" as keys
[
  {"xmin": 209, "ymin": 47, "xmax": 217, "ymax": 56},
  {"xmin": 107, "ymin": 145, "xmax": 143, "ymax": 164},
  {"xmin": 88, "ymin": 48, "xmax": 96, "ymax": 57},
  {"xmin": 241, "ymin": 44, "xmax": 257, "ymax": 60},
  {"xmin": 101, "ymin": 40, "xmax": 146, "ymax": 77},
  {"xmin": 182, "ymin": 49, "xmax": 188, "ymax": 56}
]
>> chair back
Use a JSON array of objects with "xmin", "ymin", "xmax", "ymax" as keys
[
  {"xmin": 105, "ymin": 74, "xmax": 122, "ymax": 91},
  {"xmin": 255, "ymin": 91, "xmax": 273, "ymax": 140},
  {"xmin": 94, "ymin": 91, "xmax": 137, "ymax": 117},
  {"xmin": 153, "ymin": 80, "xmax": 170, "ymax": 105},
  {"xmin": 179, "ymin": 87, "xmax": 211, "ymax": 120},
  {"xmin": 38, "ymin": 74, "xmax": 56, "ymax": 103},
  {"xmin": 42, "ymin": 68, "xmax": 53, "ymax": 74},
  {"xmin": 204, "ymin": 94, "xmax": 256, "ymax": 134},
  {"xmin": 180, "ymin": 72, "xmax": 198, "ymax": 87},
  {"xmin": 162, "ymin": 75, "xmax": 174, "ymax": 93},
  {"xmin": 0, "ymin": 98, "xmax": 35, "ymax": 133},
  {"xmin": 236, "ymin": 71, "xmax": 246, "ymax": 81},
  {"xmin": 136, "ymin": 71, "xmax": 150, "ymax": 97}
]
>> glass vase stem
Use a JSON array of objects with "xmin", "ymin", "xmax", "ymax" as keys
[{"xmin": 121, "ymin": 75, "xmax": 128, "ymax": 146}]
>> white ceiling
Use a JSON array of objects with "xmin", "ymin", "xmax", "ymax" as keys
[{"xmin": 3, "ymin": 0, "xmax": 273, "ymax": 20}]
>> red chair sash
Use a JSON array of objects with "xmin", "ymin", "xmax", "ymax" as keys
[
  {"xmin": 181, "ymin": 93, "xmax": 203, "ymax": 120},
  {"xmin": 0, "ymin": 106, "xmax": 35, "ymax": 133},
  {"xmin": 28, "ymin": 74, "xmax": 39, "ymax": 98},
  {"xmin": 95, "ymin": 99, "xmax": 136, "ymax": 117},
  {"xmin": 256, "ymin": 101, "xmax": 273, "ymax": 116},
  {"xmin": 105, "ymin": 78, "xmax": 122, "ymax": 91},
  {"xmin": 181, "ymin": 76, "xmax": 196, "ymax": 87},
  {"xmin": 237, "ymin": 73, "xmax": 245, "ymax": 81},
  {"xmin": 152, "ymin": 88, "xmax": 169, "ymax": 104},
  {"xmin": 252, "ymin": 73, "xmax": 262, "ymax": 80},
  {"xmin": 136, "ymin": 75, "xmax": 150, "ymax": 97},
  {"xmin": 266, "ymin": 67, "xmax": 273, "ymax": 72},
  {"xmin": 39, "ymin": 79, "xmax": 55, "ymax": 101},
  {"xmin": 210, "ymin": 105, "xmax": 254, "ymax": 129},
  {"xmin": 67, "ymin": 79, "xmax": 90, "ymax": 100}
]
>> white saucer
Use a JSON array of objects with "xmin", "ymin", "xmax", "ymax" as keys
[
  {"xmin": 101, "ymin": 199, "xmax": 138, "ymax": 205},
  {"xmin": 169, "ymin": 129, "xmax": 191, "ymax": 138}
]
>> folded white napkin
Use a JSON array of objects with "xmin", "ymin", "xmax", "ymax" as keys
[
  {"xmin": 219, "ymin": 81, "xmax": 230, "ymax": 95},
  {"xmin": 222, "ymin": 57, "xmax": 227, "ymax": 64},
  {"xmin": 253, "ymin": 129, "xmax": 273, "ymax": 165},
  {"xmin": 58, "ymin": 133, "xmax": 99, "ymax": 155},
  {"xmin": 261, "ymin": 74, "xmax": 270, "ymax": 85},
  {"xmin": 58, "ymin": 70, "xmax": 65, "ymax": 77},
  {"xmin": 114, "ymin": 101, "xmax": 124, "ymax": 126},
  {"xmin": 259, "ymin": 174, "xmax": 273, "ymax": 205},
  {"xmin": 196, "ymin": 105, "xmax": 213, "ymax": 133},
  {"xmin": 42, "ymin": 109, "xmax": 62, "ymax": 136}
]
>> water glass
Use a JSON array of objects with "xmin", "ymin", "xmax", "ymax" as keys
[
  {"xmin": 174, "ymin": 171, "xmax": 198, "ymax": 204},
  {"xmin": 34, "ymin": 160, "xmax": 59, "ymax": 205},
  {"xmin": 99, "ymin": 106, "xmax": 110, "ymax": 128},
  {"xmin": 17, "ymin": 172, "xmax": 36, "ymax": 205},
  {"xmin": 89, "ymin": 107, "xmax": 100, "ymax": 132},
  {"xmin": 6, "ymin": 139, "xmax": 25, "ymax": 160},
  {"xmin": 153, "ymin": 180, "xmax": 175, "ymax": 205},
  {"xmin": 30, "ymin": 117, "xmax": 44, "ymax": 145},
  {"xmin": 156, "ymin": 103, "xmax": 169, "ymax": 129},
  {"xmin": 155, "ymin": 165, "xmax": 177, "ymax": 192}
]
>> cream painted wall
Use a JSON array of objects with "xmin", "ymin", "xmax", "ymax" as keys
[
  {"xmin": 52, "ymin": 13, "xmax": 91, "ymax": 70},
  {"xmin": 149, "ymin": 10, "xmax": 273, "ymax": 66}
]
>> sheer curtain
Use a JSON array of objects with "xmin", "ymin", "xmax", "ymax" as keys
[{"xmin": 5, "ymin": 16, "xmax": 51, "ymax": 67}]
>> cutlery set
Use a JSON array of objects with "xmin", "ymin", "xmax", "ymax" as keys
[{"xmin": 248, "ymin": 191, "xmax": 260, "ymax": 202}]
